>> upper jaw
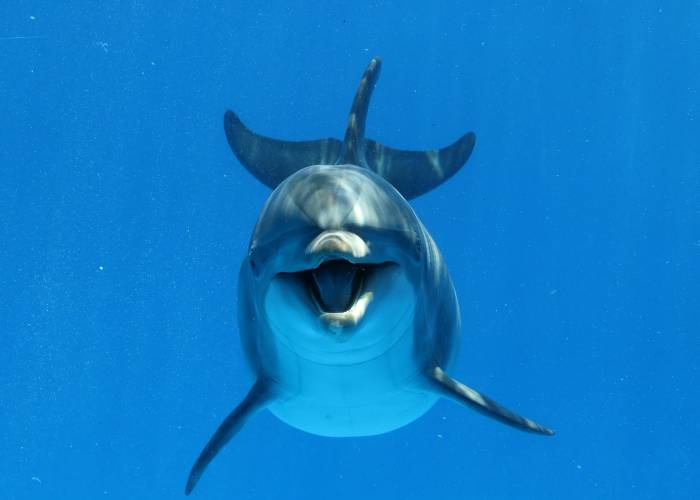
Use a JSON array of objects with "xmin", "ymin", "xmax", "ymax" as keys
[{"xmin": 305, "ymin": 230, "xmax": 370, "ymax": 261}]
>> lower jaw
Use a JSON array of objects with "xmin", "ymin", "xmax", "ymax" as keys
[{"xmin": 319, "ymin": 290, "xmax": 374, "ymax": 334}]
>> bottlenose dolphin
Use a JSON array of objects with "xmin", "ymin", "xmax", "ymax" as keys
[{"xmin": 185, "ymin": 57, "xmax": 553, "ymax": 495}]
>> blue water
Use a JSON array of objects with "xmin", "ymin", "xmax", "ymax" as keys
[{"xmin": 2, "ymin": 2, "xmax": 698, "ymax": 499}]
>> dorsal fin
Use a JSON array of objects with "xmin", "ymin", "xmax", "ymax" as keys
[
  {"xmin": 338, "ymin": 57, "xmax": 381, "ymax": 165},
  {"xmin": 223, "ymin": 58, "xmax": 476, "ymax": 199}
]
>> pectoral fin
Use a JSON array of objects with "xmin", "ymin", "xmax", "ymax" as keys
[
  {"xmin": 427, "ymin": 367, "xmax": 554, "ymax": 436},
  {"xmin": 185, "ymin": 379, "xmax": 273, "ymax": 495}
]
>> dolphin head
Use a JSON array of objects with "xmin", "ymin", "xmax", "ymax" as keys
[{"xmin": 245, "ymin": 164, "xmax": 424, "ymax": 364}]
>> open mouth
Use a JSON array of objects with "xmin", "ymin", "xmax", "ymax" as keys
[
  {"xmin": 264, "ymin": 253, "xmax": 415, "ymax": 361},
  {"xmin": 264, "ymin": 229, "xmax": 409, "ymax": 334},
  {"xmin": 303, "ymin": 259, "xmax": 368, "ymax": 313}
]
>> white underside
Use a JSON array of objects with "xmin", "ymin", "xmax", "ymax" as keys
[
  {"xmin": 268, "ymin": 384, "xmax": 437, "ymax": 437},
  {"xmin": 266, "ymin": 328, "xmax": 438, "ymax": 437},
  {"xmin": 264, "ymin": 264, "xmax": 437, "ymax": 436}
]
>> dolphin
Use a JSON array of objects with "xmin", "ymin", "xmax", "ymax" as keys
[{"xmin": 185, "ymin": 57, "xmax": 553, "ymax": 495}]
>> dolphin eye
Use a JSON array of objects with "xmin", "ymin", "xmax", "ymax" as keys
[{"xmin": 248, "ymin": 250, "xmax": 261, "ymax": 276}]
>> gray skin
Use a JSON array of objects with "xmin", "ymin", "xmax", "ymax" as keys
[{"xmin": 185, "ymin": 58, "xmax": 553, "ymax": 495}]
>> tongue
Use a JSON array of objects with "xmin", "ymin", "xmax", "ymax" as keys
[{"xmin": 311, "ymin": 260, "xmax": 358, "ymax": 312}]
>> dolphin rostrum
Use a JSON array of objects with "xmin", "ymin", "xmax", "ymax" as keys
[{"xmin": 185, "ymin": 57, "xmax": 553, "ymax": 495}]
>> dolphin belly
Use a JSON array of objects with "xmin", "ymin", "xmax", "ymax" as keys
[
  {"xmin": 267, "ymin": 337, "xmax": 439, "ymax": 437},
  {"xmin": 269, "ymin": 386, "xmax": 438, "ymax": 437}
]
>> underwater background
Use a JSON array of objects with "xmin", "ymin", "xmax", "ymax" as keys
[{"xmin": 2, "ymin": 2, "xmax": 698, "ymax": 499}]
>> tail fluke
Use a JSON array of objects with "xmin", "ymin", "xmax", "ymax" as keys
[
  {"xmin": 224, "ymin": 111, "xmax": 341, "ymax": 189},
  {"xmin": 363, "ymin": 132, "xmax": 475, "ymax": 199},
  {"xmin": 223, "ymin": 57, "xmax": 476, "ymax": 199}
]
